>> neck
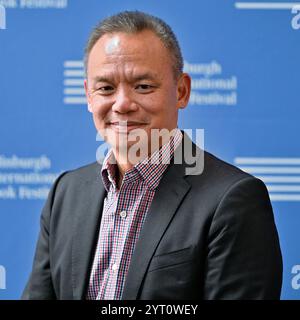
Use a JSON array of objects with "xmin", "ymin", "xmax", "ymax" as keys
[
  {"xmin": 111, "ymin": 130, "xmax": 177, "ymax": 188},
  {"xmin": 113, "ymin": 151, "xmax": 134, "ymax": 189}
]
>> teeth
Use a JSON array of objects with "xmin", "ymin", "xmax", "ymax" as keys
[
  {"xmin": 112, "ymin": 121, "xmax": 135, "ymax": 126},
  {"xmin": 109, "ymin": 121, "xmax": 144, "ymax": 127}
]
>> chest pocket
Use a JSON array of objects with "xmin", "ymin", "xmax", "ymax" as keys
[{"xmin": 148, "ymin": 246, "xmax": 195, "ymax": 273}]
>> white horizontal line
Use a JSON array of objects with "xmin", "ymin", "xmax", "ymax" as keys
[
  {"xmin": 64, "ymin": 88, "xmax": 85, "ymax": 95},
  {"xmin": 235, "ymin": 2, "xmax": 300, "ymax": 10},
  {"xmin": 235, "ymin": 157, "xmax": 300, "ymax": 165},
  {"xmin": 239, "ymin": 166, "xmax": 300, "ymax": 174},
  {"xmin": 64, "ymin": 79, "xmax": 84, "ymax": 86},
  {"xmin": 266, "ymin": 185, "xmax": 300, "ymax": 192},
  {"xmin": 256, "ymin": 176, "xmax": 300, "ymax": 183},
  {"xmin": 64, "ymin": 97, "xmax": 87, "ymax": 104},
  {"xmin": 64, "ymin": 61, "xmax": 84, "ymax": 68},
  {"xmin": 269, "ymin": 194, "xmax": 300, "ymax": 201},
  {"xmin": 64, "ymin": 70, "xmax": 85, "ymax": 77}
]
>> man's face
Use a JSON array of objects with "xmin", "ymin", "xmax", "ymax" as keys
[{"xmin": 84, "ymin": 30, "xmax": 190, "ymax": 155}]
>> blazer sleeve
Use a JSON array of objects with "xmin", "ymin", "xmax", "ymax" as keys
[
  {"xmin": 203, "ymin": 176, "xmax": 283, "ymax": 300},
  {"xmin": 21, "ymin": 172, "xmax": 68, "ymax": 300}
]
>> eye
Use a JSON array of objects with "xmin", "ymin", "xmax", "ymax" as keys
[
  {"xmin": 96, "ymin": 85, "xmax": 115, "ymax": 95},
  {"xmin": 135, "ymin": 84, "xmax": 155, "ymax": 93}
]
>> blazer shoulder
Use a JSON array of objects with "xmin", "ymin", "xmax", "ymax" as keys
[
  {"xmin": 51, "ymin": 161, "xmax": 102, "ymax": 198},
  {"xmin": 186, "ymin": 150, "xmax": 266, "ymax": 203},
  {"xmin": 203, "ymin": 150, "xmax": 254, "ymax": 182},
  {"xmin": 58, "ymin": 161, "xmax": 101, "ymax": 184}
]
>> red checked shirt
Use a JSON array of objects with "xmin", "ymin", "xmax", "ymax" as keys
[{"xmin": 86, "ymin": 129, "xmax": 182, "ymax": 300}]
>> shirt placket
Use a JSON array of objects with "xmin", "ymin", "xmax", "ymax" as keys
[{"xmin": 102, "ymin": 182, "xmax": 133, "ymax": 300}]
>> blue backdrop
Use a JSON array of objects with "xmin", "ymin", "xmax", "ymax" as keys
[{"xmin": 0, "ymin": 0, "xmax": 299, "ymax": 299}]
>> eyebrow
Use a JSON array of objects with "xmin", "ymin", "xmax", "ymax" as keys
[
  {"xmin": 91, "ymin": 72, "xmax": 159, "ymax": 84},
  {"xmin": 92, "ymin": 76, "xmax": 113, "ymax": 84},
  {"xmin": 132, "ymin": 73, "xmax": 158, "ymax": 82}
]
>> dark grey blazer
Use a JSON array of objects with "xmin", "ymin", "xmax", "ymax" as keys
[{"xmin": 22, "ymin": 133, "xmax": 282, "ymax": 300}]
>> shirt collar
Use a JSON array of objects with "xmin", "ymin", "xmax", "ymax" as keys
[{"xmin": 101, "ymin": 128, "xmax": 183, "ymax": 191}]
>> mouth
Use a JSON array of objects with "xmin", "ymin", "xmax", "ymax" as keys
[{"xmin": 108, "ymin": 121, "xmax": 147, "ymax": 133}]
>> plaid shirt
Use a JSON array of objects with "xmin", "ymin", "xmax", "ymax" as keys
[{"xmin": 86, "ymin": 129, "xmax": 182, "ymax": 300}]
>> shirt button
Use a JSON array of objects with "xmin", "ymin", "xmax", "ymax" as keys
[
  {"xmin": 120, "ymin": 210, "xmax": 127, "ymax": 218},
  {"xmin": 112, "ymin": 263, "xmax": 118, "ymax": 271}
]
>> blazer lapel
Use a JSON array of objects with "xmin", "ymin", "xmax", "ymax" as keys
[
  {"xmin": 71, "ymin": 171, "xmax": 106, "ymax": 300},
  {"xmin": 121, "ymin": 159, "xmax": 191, "ymax": 299},
  {"xmin": 122, "ymin": 132, "xmax": 203, "ymax": 299}
]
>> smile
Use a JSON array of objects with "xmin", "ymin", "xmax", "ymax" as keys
[{"xmin": 108, "ymin": 122, "xmax": 147, "ymax": 133}]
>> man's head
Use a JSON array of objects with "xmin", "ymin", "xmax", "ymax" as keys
[{"xmin": 84, "ymin": 11, "xmax": 191, "ymax": 159}]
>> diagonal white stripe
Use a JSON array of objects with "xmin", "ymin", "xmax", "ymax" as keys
[
  {"xmin": 239, "ymin": 166, "xmax": 300, "ymax": 174},
  {"xmin": 266, "ymin": 185, "xmax": 300, "ymax": 192},
  {"xmin": 269, "ymin": 194, "xmax": 300, "ymax": 201},
  {"xmin": 64, "ymin": 88, "xmax": 85, "ymax": 95},
  {"xmin": 256, "ymin": 176, "xmax": 300, "ymax": 183},
  {"xmin": 64, "ymin": 79, "xmax": 84, "ymax": 86},
  {"xmin": 235, "ymin": 157, "xmax": 300, "ymax": 165},
  {"xmin": 64, "ymin": 61, "xmax": 84, "ymax": 68},
  {"xmin": 235, "ymin": 2, "xmax": 300, "ymax": 10},
  {"xmin": 64, "ymin": 97, "xmax": 87, "ymax": 104},
  {"xmin": 64, "ymin": 70, "xmax": 85, "ymax": 77}
]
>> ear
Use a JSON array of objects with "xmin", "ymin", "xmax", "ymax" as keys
[
  {"xmin": 176, "ymin": 73, "xmax": 191, "ymax": 110},
  {"xmin": 84, "ymin": 79, "xmax": 93, "ymax": 113}
]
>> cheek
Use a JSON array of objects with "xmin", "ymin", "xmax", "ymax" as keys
[
  {"xmin": 140, "ymin": 92, "xmax": 170, "ymax": 113},
  {"xmin": 91, "ymin": 102, "xmax": 111, "ymax": 125},
  {"xmin": 147, "ymin": 91, "xmax": 178, "ymax": 118}
]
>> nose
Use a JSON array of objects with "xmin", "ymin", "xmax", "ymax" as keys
[{"xmin": 112, "ymin": 86, "xmax": 138, "ymax": 113}]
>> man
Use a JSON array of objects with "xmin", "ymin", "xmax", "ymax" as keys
[{"xmin": 22, "ymin": 11, "xmax": 282, "ymax": 300}]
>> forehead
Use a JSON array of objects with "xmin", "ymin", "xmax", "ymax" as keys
[{"xmin": 87, "ymin": 30, "xmax": 174, "ymax": 77}]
